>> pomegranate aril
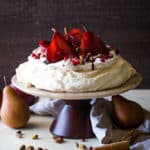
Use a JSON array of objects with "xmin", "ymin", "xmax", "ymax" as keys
[
  {"xmin": 71, "ymin": 57, "xmax": 80, "ymax": 65},
  {"xmin": 101, "ymin": 58, "xmax": 105, "ymax": 62},
  {"xmin": 32, "ymin": 53, "xmax": 40, "ymax": 59},
  {"xmin": 32, "ymin": 53, "xmax": 36, "ymax": 57}
]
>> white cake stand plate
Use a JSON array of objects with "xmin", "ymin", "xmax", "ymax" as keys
[{"xmin": 11, "ymin": 73, "xmax": 142, "ymax": 139}]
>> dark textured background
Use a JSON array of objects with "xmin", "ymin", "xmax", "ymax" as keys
[{"xmin": 0, "ymin": 0, "xmax": 150, "ymax": 89}]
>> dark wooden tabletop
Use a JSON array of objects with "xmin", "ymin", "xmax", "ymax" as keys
[{"xmin": 0, "ymin": 0, "xmax": 150, "ymax": 89}]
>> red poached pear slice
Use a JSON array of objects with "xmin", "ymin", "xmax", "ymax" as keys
[
  {"xmin": 65, "ymin": 28, "xmax": 83, "ymax": 49},
  {"xmin": 80, "ymin": 31, "xmax": 109, "ymax": 56},
  {"xmin": 80, "ymin": 32, "xmax": 93, "ymax": 55},
  {"xmin": 93, "ymin": 35, "xmax": 109, "ymax": 54},
  {"xmin": 67, "ymin": 28, "xmax": 83, "ymax": 41},
  {"xmin": 47, "ymin": 39, "xmax": 64, "ymax": 62},
  {"xmin": 47, "ymin": 29, "xmax": 73, "ymax": 62}
]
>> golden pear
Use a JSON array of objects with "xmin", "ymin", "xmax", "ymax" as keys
[
  {"xmin": 112, "ymin": 95, "xmax": 144, "ymax": 129},
  {"xmin": 0, "ymin": 86, "xmax": 30, "ymax": 128}
]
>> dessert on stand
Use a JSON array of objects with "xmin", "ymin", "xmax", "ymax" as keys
[
  {"xmin": 12, "ymin": 73, "xmax": 141, "ymax": 139},
  {"xmin": 12, "ymin": 26, "xmax": 142, "ymax": 139}
]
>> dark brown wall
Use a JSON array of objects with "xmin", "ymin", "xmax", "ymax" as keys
[{"xmin": 0, "ymin": 0, "xmax": 150, "ymax": 89}]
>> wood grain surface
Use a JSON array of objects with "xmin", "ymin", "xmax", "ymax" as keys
[{"xmin": 0, "ymin": 0, "xmax": 150, "ymax": 89}]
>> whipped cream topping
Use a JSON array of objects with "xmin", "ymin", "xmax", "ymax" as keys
[
  {"xmin": 28, "ymin": 47, "xmax": 118, "ymax": 72},
  {"xmin": 16, "ymin": 47, "xmax": 136, "ymax": 92}
]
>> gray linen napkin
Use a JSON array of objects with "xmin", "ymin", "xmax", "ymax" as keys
[
  {"xmin": 30, "ymin": 97, "xmax": 65, "ymax": 116},
  {"xmin": 91, "ymin": 98, "xmax": 150, "ymax": 149}
]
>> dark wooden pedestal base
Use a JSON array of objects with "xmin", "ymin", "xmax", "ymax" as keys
[{"xmin": 50, "ymin": 99, "xmax": 95, "ymax": 139}]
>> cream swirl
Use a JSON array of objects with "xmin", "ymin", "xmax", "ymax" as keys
[{"xmin": 16, "ymin": 48, "xmax": 136, "ymax": 92}]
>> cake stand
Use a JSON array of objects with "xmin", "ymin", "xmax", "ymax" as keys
[{"xmin": 12, "ymin": 73, "xmax": 142, "ymax": 139}]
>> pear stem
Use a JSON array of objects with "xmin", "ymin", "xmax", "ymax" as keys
[
  {"xmin": 81, "ymin": 24, "xmax": 87, "ymax": 32},
  {"xmin": 64, "ymin": 27, "xmax": 68, "ymax": 35},
  {"xmin": 3, "ymin": 76, "xmax": 7, "ymax": 86}
]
